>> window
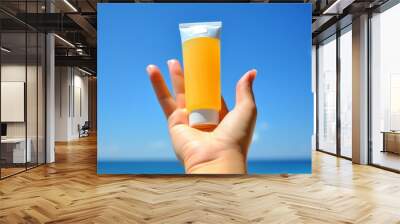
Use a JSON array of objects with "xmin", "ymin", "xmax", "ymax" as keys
[
  {"xmin": 317, "ymin": 35, "xmax": 337, "ymax": 154},
  {"xmin": 370, "ymin": 2, "xmax": 400, "ymax": 171},
  {"xmin": 339, "ymin": 27, "xmax": 352, "ymax": 158},
  {"xmin": 0, "ymin": 1, "xmax": 46, "ymax": 179}
]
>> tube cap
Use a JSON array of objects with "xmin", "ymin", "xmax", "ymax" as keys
[{"xmin": 189, "ymin": 109, "xmax": 219, "ymax": 127}]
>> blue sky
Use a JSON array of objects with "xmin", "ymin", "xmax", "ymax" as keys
[{"xmin": 98, "ymin": 3, "xmax": 312, "ymax": 162}]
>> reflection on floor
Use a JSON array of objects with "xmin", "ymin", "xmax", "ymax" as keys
[
  {"xmin": 0, "ymin": 167, "xmax": 25, "ymax": 178},
  {"xmin": 0, "ymin": 163, "xmax": 42, "ymax": 178},
  {"xmin": 340, "ymin": 148, "xmax": 352, "ymax": 158},
  {"xmin": 373, "ymin": 150, "xmax": 400, "ymax": 171},
  {"xmin": 0, "ymin": 135, "xmax": 400, "ymax": 223}
]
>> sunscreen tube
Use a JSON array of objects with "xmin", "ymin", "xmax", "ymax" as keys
[{"xmin": 179, "ymin": 21, "xmax": 222, "ymax": 128}]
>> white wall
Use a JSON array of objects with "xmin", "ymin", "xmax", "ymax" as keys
[
  {"xmin": 1, "ymin": 82, "xmax": 25, "ymax": 122},
  {"xmin": 1, "ymin": 65, "xmax": 26, "ymax": 128},
  {"xmin": 55, "ymin": 66, "xmax": 70, "ymax": 141},
  {"xmin": 1, "ymin": 65, "xmax": 39, "ymax": 138},
  {"xmin": 72, "ymin": 73, "xmax": 89, "ymax": 138},
  {"xmin": 55, "ymin": 67, "xmax": 89, "ymax": 141},
  {"xmin": 1, "ymin": 65, "xmax": 27, "ymax": 141}
]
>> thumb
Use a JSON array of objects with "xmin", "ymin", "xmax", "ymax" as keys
[
  {"xmin": 235, "ymin": 69, "xmax": 257, "ymax": 109},
  {"xmin": 215, "ymin": 69, "xmax": 257, "ymax": 154}
]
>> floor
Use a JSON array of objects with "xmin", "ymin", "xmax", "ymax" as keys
[
  {"xmin": 1, "ymin": 163, "xmax": 43, "ymax": 178},
  {"xmin": 0, "ymin": 167, "xmax": 25, "ymax": 178},
  {"xmin": 372, "ymin": 150, "xmax": 400, "ymax": 171},
  {"xmin": 0, "ymin": 135, "xmax": 400, "ymax": 223}
]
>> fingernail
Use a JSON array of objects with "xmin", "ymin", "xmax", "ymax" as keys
[
  {"xmin": 167, "ymin": 59, "xmax": 177, "ymax": 65},
  {"xmin": 251, "ymin": 69, "xmax": 257, "ymax": 80},
  {"xmin": 146, "ymin": 64, "xmax": 156, "ymax": 73}
]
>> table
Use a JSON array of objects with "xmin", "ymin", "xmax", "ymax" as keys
[
  {"xmin": 381, "ymin": 131, "xmax": 400, "ymax": 154},
  {"xmin": 1, "ymin": 138, "xmax": 32, "ymax": 163}
]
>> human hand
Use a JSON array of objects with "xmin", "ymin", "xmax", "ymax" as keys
[{"xmin": 146, "ymin": 59, "xmax": 257, "ymax": 174}]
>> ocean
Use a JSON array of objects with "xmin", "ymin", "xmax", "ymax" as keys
[{"xmin": 97, "ymin": 159, "xmax": 311, "ymax": 174}]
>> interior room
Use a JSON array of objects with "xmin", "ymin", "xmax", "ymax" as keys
[
  {"xmin": 1, "ymin": 27, "xmax": 46, "ymax": 177},
  {"xmin": 0, "ymin": 0, "xmax": 400, "ymax": 223}
]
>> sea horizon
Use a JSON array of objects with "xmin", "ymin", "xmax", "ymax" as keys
[{"xmin": 97, "ymin": 159, "xmax": 311, "ymax": 174}]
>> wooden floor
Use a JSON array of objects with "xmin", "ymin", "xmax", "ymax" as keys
[
  {"xmin": 1, "ymin": 167, "xmax": 26, "ymax": 178},
  {"xmin": 1, "ymin": 135, "xmax": 400, "ymax": 223},
  {"xmin": 373, "ymin": 150, "xmax": 400, "ymax": 171}
]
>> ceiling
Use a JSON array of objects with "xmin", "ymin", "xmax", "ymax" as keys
[{"xmin": 0, "ymin": 0, "xmax": 393, "ymax": 74}]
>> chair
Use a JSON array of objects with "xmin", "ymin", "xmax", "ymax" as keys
[{"xmin": 79, "ymin": 121, "xmax": 90, "ymax": 138}]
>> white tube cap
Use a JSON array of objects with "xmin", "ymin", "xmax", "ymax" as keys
[{"xmin": 189, "ymin": 109, "xmax": 219, "ymax": 127}]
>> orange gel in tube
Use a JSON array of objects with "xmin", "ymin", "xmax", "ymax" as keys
[{"xmin": 179, "ymin": 21, "xmax": 222, "ymax": 128}]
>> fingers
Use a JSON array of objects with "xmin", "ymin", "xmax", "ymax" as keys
[
  {"xmin": 235, "ymin": 69, "xmax": 257, "ymax": 110},
  {"xmin": 167, "ymin": 59, "xmax": 185, "ymax": 108},
  {"xmin": 146, "ymin": 64, "xmax": 176, "ymax": 117},
  {"xmin": 215, "ymin": 69, "xmax": 257, "ymax": 155},
  {"xmin": 168, "ymin": 108, "xmax": 189, "ymax": 129},
  {"xmin": 219, "ymin": 97, "xmax": 229, "ymax": 120}
]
